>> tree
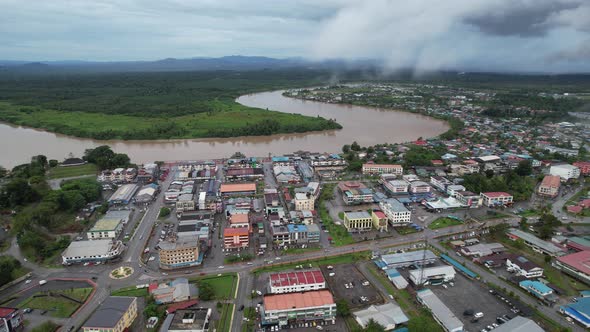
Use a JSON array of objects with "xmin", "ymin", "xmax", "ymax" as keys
[
  {"xmin": 230, "ymin": 152, "xmax": 246, "ymax": 159},
  {"xmin": 0, "ymin": 178, "xmax": 38, "ymax": 208},
  {"xmin": 159, "ymin": 207, "xmax": 171, "ymax": 218},
  {"xmin": 0, "ymin": 256, "xmax": 21, "ymax": 286},
  {"xmin": 364, "ymin": 319, "xmax": 385, "ymax": 332},
  {"xmin": 0, "ymin": 166, "xmax": 6, "ymax": 178},
  {"xmin": 198, "ymin": 282, "xmax": 215, "ymax": 301},
  {"xmin": 515, "ymin": 160, "xmax": 532, "ymax": 176},
  {"xmin": 342, "ymin": 144, "xmax": 350, "ymax": 154},
  {"xmin": 336, "ymin": 299, "xmax": 350, "ymax": 317},
  {"xmin": 84, "ymin": 145, "xmax": 130, "ymax": 170},
  {"xmin": 48, "ymin": 159, "xmax": 58, "ymax": 168},
  {"xmin": 351, "ymin": 141, "xmax": 361, "ymax": 151}
]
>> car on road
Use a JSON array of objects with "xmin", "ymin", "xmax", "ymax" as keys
[
  {"xmin": 23, "ymin": 308, "xmax": 32, "ymax": 314},
  {"xmin": 218, "ymin": 266, "xmax": 224, "ymax": 269},
  {"xmin": 25, "ymin": 280, "xmax": 31, "ymax": 284},
  {"xmin": 239, "ymin": 305, "xmax": 244, "ymax": 311},
  {"xmin": 38, "ymin": 280, "xmax": 47, "ymax": 285}
]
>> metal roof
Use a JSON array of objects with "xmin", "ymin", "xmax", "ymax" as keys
[
  {"xmin": 83, "ymin": 296, "xmax": 135, "ymax": 329},
  {"xmin": 416, "ymin": 289, "xmax": 463, "ymax": 332}
]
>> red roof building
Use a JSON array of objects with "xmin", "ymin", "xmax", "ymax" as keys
[
  {"xmin": 567, "ymin": 205, "xmax": 583, "ymax": 214},
  {"xmin": 555, "ymin": 251, "xmax": 590, "ymax": 285},
  {"xmin": 574, "ymin": 161, "xmax": 590, "ymax": 175},
  {"xmin": 269, "ymin": 270, "xmax": 326, "ymax": 294},
  {"xmin": 263, "ymin": 290, "xmax": 335, "ymax": 311},
  {"xmin": 0, "ymin": 307, "xmax": 23, "ymax": 332}
]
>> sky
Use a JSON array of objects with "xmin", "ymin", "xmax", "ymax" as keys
[{"xmin": 1, "ymin": 0, "xmax": 590, "ymax": 72}]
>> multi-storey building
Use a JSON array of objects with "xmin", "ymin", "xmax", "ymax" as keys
[
  {"xmin": 159, "ymin": 236, "xmax": 201, "ymax": 270},
  {"xmin": 362, "ymin": 163, "xmax": 403, "ymax": 175},
  {"xmin": 454, "ymin": 191, "xmax": 480, "ymax": 208},
  {"xmin": 550, "ymin": 164, "xmax": 581, "ymax": 181},
  {"xmin": 294, "ymin": 193, "xmax": 314, "ymax": 211},
  {"xmin": 82, "ymin": 297, "xmax": 137, "ymax": 332},
  {"xmin": 573, "ymin": 161, "xmax": 590, "ymax": 175},
  {"xmin": 261, "ymin": 290, "xmax": 336, "ymax": 328},
  {"xmin": 343, "ymin": 211, "xmax": 373, "ymax": 232},
  {"xmin": 269, "ymin": 270, "xmax": 326, "ymax": 294},
  {"xmin": 537, "ymin": 175, "xmax": 561, "ymax": 198},
  {"xmin": 383, "ymin": 180, "xmax": 409, "ymax": 195},
  {"xmin": 480, "ymin": 192, "xmax": 513, "ymax": 207},
  {"xmin": 409, "ymin": 181, "xmax": 431, "ymax": 194},
  {"xmin": 430, "ymin": 176, "xmax": 452, "ymax": 192},
  {"xmin": 223, "ymin": 227, "xmax": 249, "ymax": 250},
  {"xmin": 371, "ymin": 210, "xmax": 388, "ymax": 232},
  {"xmin": 337, "ymin": 182, "xmax": 374, "ymax": 205},
  {"xmin": 379, "ymin": 198, "xmax": 411, "ymax": 227}
]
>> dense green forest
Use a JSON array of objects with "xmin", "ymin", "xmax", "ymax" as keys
[{"xmin": 0, "ymin": 70, "xmax": 341, "ymax": 139}]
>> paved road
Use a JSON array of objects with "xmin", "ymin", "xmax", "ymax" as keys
[{"xmin": 430, "ymin": 242, "xmax": 585, "ymax": 332}]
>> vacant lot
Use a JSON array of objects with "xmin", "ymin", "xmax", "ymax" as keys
[
  {"xmin": 191, "ymin": 273, "xmax": 237, "ymax": 300},
  {"xmin": 428, "ymin": 217, "xmax": 462, "ymax": 230},
  {"xmin": 18, "ymin": 287, "xmax": 93, "ymax": 318},
  {"xmin": 47, "ymin": 163, "xmax": 98, "ymax": 179}
]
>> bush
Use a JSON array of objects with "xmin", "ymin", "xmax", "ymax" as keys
[{"xmin": 159, "ymin": 207, "xmax": 171, "ymax": 218}]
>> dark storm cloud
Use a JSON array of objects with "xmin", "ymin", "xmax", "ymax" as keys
[
  {"xmin": 547, "ymin": 40, "xmax": 590, "ymax": 62},
  {"xmin": 463, "ymin": 0, "xmax": 581, "ymax": 37}
]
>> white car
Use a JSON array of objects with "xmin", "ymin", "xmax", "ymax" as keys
[
  {"xmin": 218, "ymin": 266, "xmax": 225, "ymax": 269},
  {"xmin": 25, "ymin": 280, "xmax": 32, "ymax": 284}
]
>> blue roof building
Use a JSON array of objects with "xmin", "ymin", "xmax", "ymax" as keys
[
  {"xmin": 519, "ymin": 280, "xmax": 558, "ymax": 303},
  {"xmin": 559, "ymin": 297, "xmax": 590, "ymax": 328}
]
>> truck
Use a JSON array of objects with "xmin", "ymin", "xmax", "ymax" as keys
[{"xmin": 39, "ymin": 280, "xmax": 47, "ymax": 286}]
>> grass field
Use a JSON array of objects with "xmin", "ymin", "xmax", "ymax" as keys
[
  {"xmin": 31, "ymin": 321, "xmax": 60, "ymax": 332},
  {"xmin": 18, "ymin": 287, "xmax": 93, "ymax": 318},
  {"xmin": 428, "ymin": 217, "xmax": 462, "ymax": 230},
  {"xmin": 216, "ymin": 303, "xmax": 234, "ymax": 332},
  {"xmin": 254, "ymin": 251, "xmax": 370, "ymax": 274},
  {"xmin": 0, "ymin": 100, "xmax": 340, "ymax": 140},
  {"xmin": 111, "ymin": 286, "xmax": 149, "ymax": 297},
  {"xmin": 46, "ymin": 163, "xmax": 98, "ymax": 179},
  {"xmin": 190, "ymin": 274, "xmax": 237, "ymax": 300}
]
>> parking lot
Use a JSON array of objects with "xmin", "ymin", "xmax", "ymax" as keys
[
  {"xmin": 320, "ymin": 263, "xmax": 383, "ymax": 309},
  {"xmin": 430, "ymin": 273, "xmax": 516, "ymax": 331}
]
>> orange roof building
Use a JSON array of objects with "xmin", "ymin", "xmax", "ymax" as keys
[
  {"xmin": 262, "ymin": 290, "xmax": 336, "ymax": 326},
  {"xmin": 219, "ymin": 183, "xmax": 256, "ymax": 196},
  {"xmin": 223, "ymin": 227, "xmax": 249, "ymax": 249},
  {"xmin": 538, "ymin": 175, "xmax": 561, "ymax": 198}
]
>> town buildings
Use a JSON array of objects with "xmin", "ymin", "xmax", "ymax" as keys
[
  {"xmin": 362, "ymin": 163, "xmax": 403, "ymax": 175},
  {"xmin": 149, "ymin": 278, "xmax": 198, "ymax": 304},
  {"xmin": 219, "ymin": 183, "xmax": 256, "ymax": 197},
  {"xmin": 371, "ymin": 210, "xmax": 388, "ymax": 232},
  {"xmin": 268, "ymin": 270, "xmax": 326, "ymax": 294},
  {"xmin": 379, "ymin": 198, "xmax": 411, "ymax": 227},
  {"xmin": 480, "ymin": 192, "xmax": 513, "ymax": 207},
  {"xmin": 294, "ymin": 193, "xmax": 314, "ymax": 211},
  {"xmin": 559, "ymin": 297, "xmax": 590, "ymax": 328},
  {"xmin": 161, "ymin": 308, "xmax": 212, "ymax": 332},
  {"xmin": 573, "ymin": 161, "xmax": 590, "ymax": 176},
  {"xmin": 82, "ymin": 296, "xmax": 137, "ymax": 332},
  {"xmin": 506, "ymin": 255, "xmax": 544, "ymax": 278},
  {"xmin": 409, "ymin": 265, "xmax": 456, "ymax": 285},
  {"xmin": 261, "ymin": 290, "xmax": 336, "ymax": 327},
  {"xmin": 353, "ymin": 303, "xmax": 409, "ymax": 331},
  {"xmin": 507, "ymin": 229, "xmax": 564, "ymax": 256},
  {"xmin": 108, "ymin": 184, "xmax": 139, "ymax": 205},
  {"xmin": 87, "ymin": 210, "xmax": 130, "ymax": 240},
  {"xmin": 538, "ymin": 175, "xmax": 561, "ymax": 197}
]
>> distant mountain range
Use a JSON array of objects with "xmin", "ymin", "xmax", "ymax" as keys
[{"xmin": 0, "ymin": 56, "xmax": 381, "ymax": 74}]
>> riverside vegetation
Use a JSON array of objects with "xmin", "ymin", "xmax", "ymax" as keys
[{"xmin": 0, "ymin": 70, "xmax": 341, "ymax": 140}]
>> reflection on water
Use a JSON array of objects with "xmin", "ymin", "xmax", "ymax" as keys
[{"xmin": 0, "ymin": 90, "xmax": 448, "ymax": 168}]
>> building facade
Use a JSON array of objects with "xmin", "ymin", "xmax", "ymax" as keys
[
  {"xmin": 269, "ymin": 270, "xmax": 326, "ymax": 294},
  {"xmin": 82, "ymin": 297, "xmax": 137, "ymax": 332},
  {"xmin": 379, "ymin": 198, "xmax": 411, "ymax": 227},
  {"xmin": 480, "ymin": 192, "xmax": 513, "ymax": 207},
  {"xmin": 261, "ymin": 290, "xmax": 336, "ymax": 327},
  {"xmin": 549, "ymin": 164, "xmax": 581, "ymax": 181},
  {"xmin": 537, "ymin": 175, "xmax": 561, "ymax": 198},
  {"xmin": 223, "ymin": 227, "xmax": 249, "ymax": 250},
  {"xmin": 343, "ymin": 211, "xmax": 373, "ymax": 232},
  {"xmin": 362, "ymin": 163, "xmax": 403, "ymax": 175},
  {"xmin": 159, "ymin": 237, "xmax": 201, "ymax": 270}
]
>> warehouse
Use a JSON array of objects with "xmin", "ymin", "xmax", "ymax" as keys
[
  {"xmin": 555, "ymin": 250, "xmax": 590, "ymax": 285},
  {"xmin": 507, "ymin": 229, "xmax": 564, "ymax": 256},
  {"xmin": 379, "ymin": 250, "xmax": 437, "ymax": 269},
  {"xmin": 268, "ymin": 270, "xmax": 326, "ymax": 294},
  {"xmin": 62, "ymin": 239, "xmax": 124, "ymax": 265},
  {"xmin": 134, "ymin": 184, "xmax": 159, "ymax": 205},
  {"xmin": 353, "ymin": 303, "xmax": 409, "ymax": 331},
  {"xmin": 108, "ymin": 184, "xmax": 139, "ymax": 205},
  {"xmin": 409, "ymin": 265, "xmax": 456, "ymax": 286},
  {"xmin": 416, "ymin": 289, "xmax": 463, "ymax": 332},
  {"xmin": 87, "ymin": 210, "xmax": 131, "ymax": 240}
]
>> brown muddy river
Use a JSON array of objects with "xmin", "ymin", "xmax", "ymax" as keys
[{"xmin": 0, "ymin": 90, "xmax": 448, "ymax": 168}]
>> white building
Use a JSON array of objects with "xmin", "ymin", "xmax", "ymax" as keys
[
  {"xmin": 353, "ymin": 303, "xmax": 409, "ymax": 331},
  {"xmin": 383, "ymin": 180, "xmax": 409, "ymax": 194},
  {"xmin": 362, "ymin": 163, "xmax": 403, "ymax": 175},
  {"xmin": 446, "ymin": 185, "xmax": 466, "ymax": 197},
  {"xmin": 506, "ymin": 256, "xmax": 544, "ymax": 278},
  {"xmin": 379, "ymin": 198, "xmax": 411, "ymax": 226},
  {"xmin": 480, "ymin": 192, "xmax": 513, "ymax": 207},
  {"xmin": 409, "ymin": 266, "xmax": 456, "ymax": 285},
  {"xmin": 430, "ymin": 176, "xmax": 452, "ymax": 192},
  {"xmin": 268, "ymin": 270, "xmax": 326, "ymax": 294},
  {"xmin": 294, "ymin": 193, "xmax": 314, "ymax": 211},
  {"xmin": 549, "ymin": 164, "xmax": 581, "ymax": 181},
  {"xmin": 416, "ymin": 289, "xmax": 463, "ymax": 332},
  {"xmin": 62, "ymin": 239, "xmax": 124, "ymax": 265},
  {"xmin": 409, "ymin": 181, "xmax": 431, "ymax": 194}
]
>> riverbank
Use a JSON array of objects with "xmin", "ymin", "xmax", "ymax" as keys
[{"xmin": 0, "ymin": 100, "xmax": 341, "ymax": 140}]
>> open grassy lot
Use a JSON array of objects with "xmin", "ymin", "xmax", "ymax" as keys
[
  {"xmin": 18, "ymin": 287, "xmax": 93, "ymax": 318},
  {"xmin": 428, "ymin": 217, "xmax": 462, "ymax": 230},
  {"xmin": 216, "ymin": 303, "xmax": 234, "ymax": 332},
  {"xmin": 190, "ymin": 273, "xmax": 237, "ymax": 300},
  {"xmin": 46, "ymin": 163, "xmax": 98, "ymax": 179},
  {"xmin": 111, "ymin": 286, "xmax": 149, "ymax": 297}
]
